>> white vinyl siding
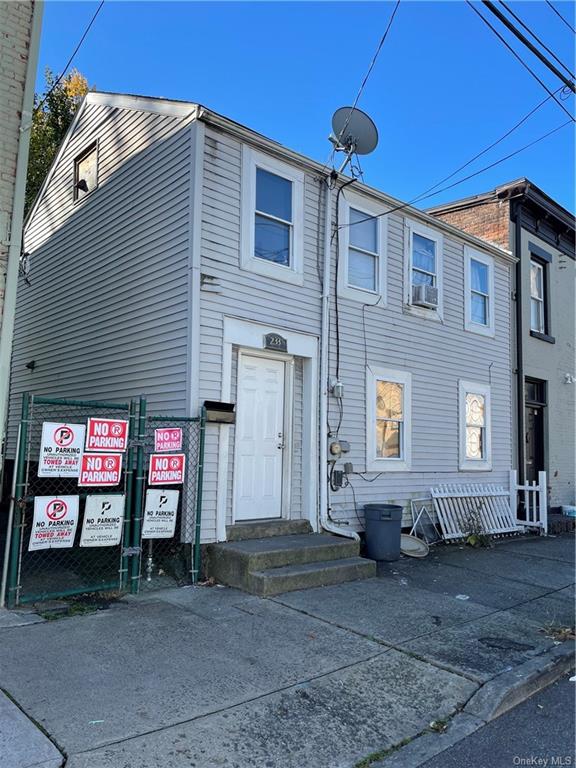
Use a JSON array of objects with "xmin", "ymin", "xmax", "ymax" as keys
[
  {"xmin": 366, "ymin": 367, "xmax": 412, "ymax": 472},
  {"xmin": 459, "ymin": 380, "xmax": 492, "ymax": 471},
  {"xmin": 464, "ymin": 246, "xmax": 495, "ymax": 336},
  {"xmin": 240, "ymin": 147, "xmax": 304, "ymax": 285}
]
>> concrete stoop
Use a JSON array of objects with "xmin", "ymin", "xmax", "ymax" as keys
[{"xmin": 206, "ymin": 531, "xmax": 376, "ymax": 596}]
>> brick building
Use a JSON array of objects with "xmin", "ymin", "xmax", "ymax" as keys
[{"xmin": 429, "ymin": 179, "xmax": 576, "ymax": 511}]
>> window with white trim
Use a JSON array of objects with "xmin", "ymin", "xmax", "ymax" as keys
[
  {"xmin": 464, "ymin": 247, "xmax": 495, "ymax": 336},
  {"xmin": 405, "ymin": 220, "xmax": 443, "ymax": 316},
  {"xmin": 459, "ymin": 380, "xmax": 492, "ymax": 470},
  {"xmin": 73, "ymin": 142, "xmax": 98, "ymax": 201},
  {"xmin": 241, "ymin": 147, "xmax": 304, "ymax": 285},
  {"xmin": 366, "ymin": 367, "xmax": 411, "ymax": 472},
  {"xmin": 530, "ymin": 259, "xmax": 545, "ymax": 333},
  {"xmin": 338, "ymin": 192, "xmax": 387, "ymax": 302}
]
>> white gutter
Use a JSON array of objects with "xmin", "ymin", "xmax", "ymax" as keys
[
  {"xmin": 319, "ymin": 177, "xmax": 359, "ymax": 542},
  {"xmin": 0, "ymin": 1, "xmax": 43, "ymax": 478}
]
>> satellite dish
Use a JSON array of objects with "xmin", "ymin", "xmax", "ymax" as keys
[{"xmin": 331, "ymin": 106, "xmax": 379, "ymax": 156}]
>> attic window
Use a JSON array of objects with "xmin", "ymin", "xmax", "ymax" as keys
[{"xmin": 74, "ymin": 143, "xmax": 98, "ymax": 200}]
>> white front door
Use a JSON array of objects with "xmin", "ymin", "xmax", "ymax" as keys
[{"xmin": 235, "ymin": 355, "xmax": 285, "ymax": 520}]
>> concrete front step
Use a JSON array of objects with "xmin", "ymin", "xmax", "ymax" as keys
[
  {"xmin": 248, "ymin": 557, "xmax": 377, "ymax": 597},
  {"xmin": 206, "ymin": 533, "xmax": 362, "ymax": 592},
  {"xmin": 226, "ymin": 519, "xmax": 312, "ymax": 541}
]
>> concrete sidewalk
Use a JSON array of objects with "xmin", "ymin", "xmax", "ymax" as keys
[{"xmin": 1, "ymin": 534, "xmax": 574, "ymax": 768}]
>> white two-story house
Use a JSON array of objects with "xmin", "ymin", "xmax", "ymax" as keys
[{"xmin": 7, "ymin": 92, "xmax": 516, "ymax": 562}]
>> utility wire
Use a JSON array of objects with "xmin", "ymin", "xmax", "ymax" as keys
[
  {"xmin": 35, "ymin": 0, "xmax": 105, "ymax": 113},
  {"xmin": 499, "ymin": 0, "xmax": 575, "ymax": 78},
  {"xmin": 545, "ymin": 0, "xmax": 576, "ymax": 34},
  {"xmin": 467, "ymin": 1, "xmax": 575, "ymax": 121},
  {"xmin": 481, "ymin": 0, "xmax": 575, "ymax": 92},
  {"xmin": 334, "ymin": 0, "xmax": 401, "ymax": 145},
  {"xmin": 338, "ymin": 118, "xmax": 572, "ymax": 231}
]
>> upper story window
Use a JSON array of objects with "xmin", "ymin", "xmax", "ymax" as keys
[
  {"xmin": 530, "ymin": 259, "xmax": 545, "ymax": 333},
  {"xmin": 464, "ymin": 247, "xmax": 495, "ymax": 336},
  {"xmin": 405, "ymin": 220, "xmax": 443, "ymax": 317},
  {"xmin": 241, "ymin": 148, "xmax": 304, "ymax": 286},
  {"xmin": 459, "ymin": 380, "xmax": 492, "ymax": 470},
  {"xmin": 528, "ymin": 243, "xmax": 555, "ymax": 344},
  {"xmin": 74, "ymin": 142, "xmax": 98, "ymax": 201},
  {"xmin": 337, "ymin": 191, "xmax": 387, "ymax": 302},
  {"xmin": 366, "ymin": 366, "xmax": 411, "ymax": 472},
  {"xmin": 255, "ymin": 168, "xmax": 292, "ymax": 266}
]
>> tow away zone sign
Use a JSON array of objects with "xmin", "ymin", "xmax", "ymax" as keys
[
  {"xmin": 148, "ymin": 454, "xmax": 185, "ymax": 485},
  {"xmin": 29, "ymin": 496, "xmax": 79, "ymax": 551},
  {"xmin": 38, "ymin": 422, "xmax": 85, "ymax": 477},
  {"xmin": 80, "ymin": 495, "xmax": 125, "ymax": 547},
  {"xmin": 78, "ymin": 453, "xmax": 122, "ymax": 486},
  {"xmin": 85, "ymin": 418, "xmax": 129, "ymax": 453}
]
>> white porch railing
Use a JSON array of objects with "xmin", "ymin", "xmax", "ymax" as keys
[
  {"xmin": 430, "ymin": 471, "xmax": 548, "ymax": 542},
  {"xmin": 509, "ymin": 470, "xmax": 548, "ymax": 535}
]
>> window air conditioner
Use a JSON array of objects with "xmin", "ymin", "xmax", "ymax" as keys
[{"xmin": 411, "ymin": 284, "xmax": 439, "ymax": 309}]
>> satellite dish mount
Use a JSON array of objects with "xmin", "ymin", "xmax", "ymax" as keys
[{"xmin": 329, "ymin": 106, "xmax": 379, "ymax": 174}]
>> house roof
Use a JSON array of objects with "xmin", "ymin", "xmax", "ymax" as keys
[
  {"xmin": 426, "ymin": 178, "xmax": 575, "ymax": 233},
  {"xmin": 27, "ymin": 91, "xmax": 516, "ymax": 263}
]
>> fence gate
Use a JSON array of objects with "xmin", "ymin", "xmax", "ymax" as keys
[
  {"xmin": 130, "ymin": 408, "xmax": 205, "ymax": 594},
  {"xmin": 2, "ymin": 394, "xmax": 206, "ymax": 608}
]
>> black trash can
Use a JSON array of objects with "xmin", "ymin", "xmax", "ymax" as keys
[{"xmin": 363, "ymin": 504, "xmax": 403, "ymax": 561}]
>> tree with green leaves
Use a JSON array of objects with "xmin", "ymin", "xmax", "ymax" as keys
[{"xmin": 25, "ymin": 68, "xmax": 90, "ymax": 216}]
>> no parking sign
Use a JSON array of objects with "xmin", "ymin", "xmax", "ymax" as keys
[
  {"xmin": 29, "ymin": 496, "xmax": 79, "ymax": 551},
  {"xmin": 38, "ymin": 422, "xmax": 85, "ymax": 477}
]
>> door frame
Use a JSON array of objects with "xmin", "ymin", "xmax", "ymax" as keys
[
  {"xmin": 216, "ymin": 316, "xmax": 319, "ymax": 541},
  {"xmin": 232, "ymin": 349, "xmax": 294, "ymax": 524}
]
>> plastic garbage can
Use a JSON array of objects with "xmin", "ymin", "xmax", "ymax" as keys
[{"xmin": 363, "ymin": 504, "xmax": 403, "ymax": 561}]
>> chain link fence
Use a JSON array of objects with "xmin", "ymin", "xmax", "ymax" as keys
[{"xmin": 2, "ymin": 394, "xmax": 205, "ymax": 607}]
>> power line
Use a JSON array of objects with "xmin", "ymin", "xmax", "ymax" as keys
[
  {"xmin": 35, "ymin": 0, "xmax": 105, "ymax": 113},
  {"xmin": 334, "ymin": 0, "xmax": 401, "ymax": 145},
  {"xmin": 467, "ymin": 1, "xmax": 575, "ymax": 121},
  {"xmin": 499, "ymin": 0, "xmax": 575, "ymax": 78},
  {"xmin": 481, "ymin": 0, "xmax": 575, "ymax": 91},
  {"xmin": 338, "ymin": 118, "xmax": 572, "ymax": 231},
  {"xmin": 545, "ymin": 0, "xmax": 576, "ymax": 34}
]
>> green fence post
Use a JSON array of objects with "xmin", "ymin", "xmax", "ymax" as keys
[
  {"xmin": 192, "ymin": 407, "xmax": 206, "ymax": 584},
  {"xmin": 130, "ymin": 396, "xmax": 147, "ymax": 594},
  {"xmin": 121, "ymin": 400, "xmax": 137, "ymax": 591},
  {"xmin": 7, "ymin": 392, "xmax": 31, "ymax": 608}
]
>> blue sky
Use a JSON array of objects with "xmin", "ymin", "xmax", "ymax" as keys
[{"xmin": 36, "ymin": 1, "xmax": 575, "ymax": 212}]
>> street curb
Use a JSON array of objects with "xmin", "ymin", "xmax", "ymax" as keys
[
  {"xmin": 463, "ymin": 640, "xmax": 575, "ymax": 722},
  {"xmin": 371, "ymin": 641, "xmax": 575, "ymax": 768}
]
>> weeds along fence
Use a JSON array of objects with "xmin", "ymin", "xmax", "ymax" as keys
[{"xmin": 1, "ymin": 394, "xmax": 205, "ymax": 608}]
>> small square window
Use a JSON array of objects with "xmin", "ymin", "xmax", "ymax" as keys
[{"xmin": 74, "ymin": 143, "xmax": 98, "ymax": 201}]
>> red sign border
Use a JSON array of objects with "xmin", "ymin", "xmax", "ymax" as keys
[
  {"xmin": 154, "ymin": 427, "xmax": 183, "ymax": 453},
  {"xmin": 78, "ymin": 452, "xmax": 123, "ymax": 487}
]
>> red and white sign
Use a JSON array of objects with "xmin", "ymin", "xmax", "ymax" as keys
[
  {"xmin": 148, "ymin": 453, "xmax": 186, "ymax": 485},
  {"xmin": 78, "ymin": 453, "xmax": 122, "ymax": 486},
  {"xmin": 29, "ymin": 496, "xmax": 79, "ymax": 551},
  {"xmin": 154, "ymin": 428, "xmax": 183, "ymax": 452},
  {"xmin": 85, "ymin": 418, "xmax": 129, "ymax": 453},
  {"xmin": 38, "ymin": 422, "xmax": 86, "ymax": 477}
]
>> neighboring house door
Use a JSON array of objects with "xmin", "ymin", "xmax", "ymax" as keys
[
  {"xmin": 234, "ymin": 355, "xmax": 285, "ymax": 520},
  {"xmin": 525, "ymin": 378, "xmax": 546, "ymax": 485}
]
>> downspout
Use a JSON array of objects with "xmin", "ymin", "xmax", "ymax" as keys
[
  {"xmin": 319, "ymin": 177, "xmax": 359, "ymax": 541},
  {"xmin": 513, "ymin": 200, "xmax": 525, "ymax": 484},
  {"xmin": 0, "ymin": 1, "xmax": 44, "ymax": 480}
]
